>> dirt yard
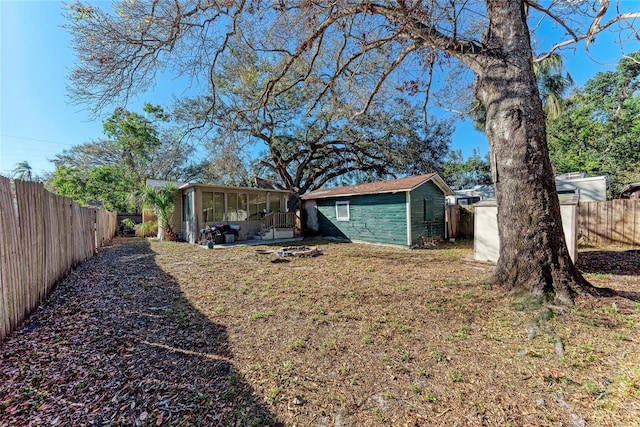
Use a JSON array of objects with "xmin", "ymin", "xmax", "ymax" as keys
[{"xmin": 1, "ymin": 237, "xmax": 639, "ymax": 426}]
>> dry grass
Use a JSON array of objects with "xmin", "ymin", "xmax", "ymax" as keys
[
  {"xmin": 1, "ymin": 237, "xmax": 639, "ymax": 426},
  {"xmin": 158, "ymin": 238, "xmax": 640, "ymax": 426}
]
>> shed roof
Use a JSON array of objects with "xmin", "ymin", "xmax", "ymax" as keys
[
  {"xmin": 301, "ymin": 173, "xmax": 454, "ymax": 200},
  {"xmin": 620, "ymin": 182, "xmax": 640, "ymax": 198}
]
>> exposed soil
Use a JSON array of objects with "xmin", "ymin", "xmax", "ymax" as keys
[{"xmin": 1, "ymin": 237, "xmax": 639, "ymax": 426}]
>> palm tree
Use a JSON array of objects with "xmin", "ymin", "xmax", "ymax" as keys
[
  {"xmin": 137, "ymin": 184, "xmax": 177, "ymax": 241},
  {"xmin": 12, "ymin": 161, "xmax": 33, "ymax": 181},
  {"xmin": 534, "ymin": 53, "xmax": 574, "ymax": 120}
]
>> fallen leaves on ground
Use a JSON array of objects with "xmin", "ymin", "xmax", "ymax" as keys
[
  {"xmin": 1, "ymin": 237, "xmax": 639, "ymax": 426},
  {"xmin": 1, "ymin": 239, "xmax": 273, "ymax": 426}
]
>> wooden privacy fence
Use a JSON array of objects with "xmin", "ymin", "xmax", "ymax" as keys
[
  {"xmin": 446, "ymin": 205, "xmax": 474, "ymax": 239},
  {"xmin": 577, "ymin": 199, "xmax": 640, "ymax": 246},
  {"xmin": 0, "ymin": 177, "xmax": 117, "ymax": 341}
]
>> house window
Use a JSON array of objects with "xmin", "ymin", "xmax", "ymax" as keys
[
  {"xmin": 335, "ymin": 201, "xmax": 350, "ymax": 221},
  {"xmin": 202, "ymin": 192, "xmax": 224, "ymax": 222}
]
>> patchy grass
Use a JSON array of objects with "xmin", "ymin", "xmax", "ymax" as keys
[
  {"xmin": 1, "ymin": 237, "xmax": 639, "ymax": 426},
  {"xmin": 159, "ymin": 238, "xmax": 640, "ymax": 426}
]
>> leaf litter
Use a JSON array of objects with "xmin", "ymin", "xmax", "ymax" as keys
[{"xmin": 1, "ymin": 237, "xmax": 639, "ymax": 426}]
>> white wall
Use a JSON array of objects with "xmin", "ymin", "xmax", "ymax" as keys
[
  {"xmin": 474, "ymin": 201, "xmax": 577, "ymax": 262},
  {"xmin": 556, "ymin": 176, "xmax": 607, "ymax": 202},
  {"xmin": 474, "ymin": 204, "xmax": 500, "ymax": 262}
]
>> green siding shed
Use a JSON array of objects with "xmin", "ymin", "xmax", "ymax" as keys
[{"xmin": 302, "ymin": 174, "xmax": 454, "ymax": 248}]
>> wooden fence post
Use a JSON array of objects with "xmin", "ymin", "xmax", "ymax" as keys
[{"xmin": 0, "ymin": 178, "xmax": 116, "ymax": 342}]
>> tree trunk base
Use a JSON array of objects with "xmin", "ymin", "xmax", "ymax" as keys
[{"xmin": 492, "ymin": 266, "xmax": 617, "ymax": 305}]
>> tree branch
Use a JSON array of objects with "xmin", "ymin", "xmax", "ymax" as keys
[
  {"xmin": 351, "ymin": 43, "xmax": 418, "ymax": 119},
  {"xmin": 525, "ymin": 0, "xmax": 579, "ymax": 43},
  {"xmin": 263, "ymin": 2, "xmax": 484, "ymax": 112},
  {"xmin": 537, "ymin": 6, "xmax": 640, "ymax": 62}
]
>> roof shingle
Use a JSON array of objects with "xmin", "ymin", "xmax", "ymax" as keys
[{"xmin": 302, "ymin": 173, "xmax": 453, "ymax": 199}]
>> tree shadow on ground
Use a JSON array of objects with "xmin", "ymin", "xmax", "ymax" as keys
[
  {"xmin": 0, "ymin": 238, "xmax": 279, "ymax": 426},
  {"xmin": 577, "ymin": 249, "xmax": 640, "ymax": 302},
  {"xmin": 576, "ymin": 249, "xmax": 640, "ymax": 277}
]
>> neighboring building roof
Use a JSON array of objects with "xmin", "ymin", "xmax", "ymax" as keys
[
  {"xmin": 146, "ymin": 178, "xmax": 292, "ymax": 194},
  {"xmin": 555, "ymin": 175, "xmax": 607, "ymax": 189},
  {"xmin": 254, "ymin": 177, "xmax": 280, "ymax": 190},
  {"xmin": 448, "ymin": 173, "xmax": 607, "ymax": 205},
  {"xmin": 146, "ymin": 179, "xmax": 189, "ymax": 189},
  {"xmin": 301, "ymin": 173, "xmax": 454, "ymax": 200},
  {"xmin": 555, "ymin": 172, "xmax": 586, "ymax": 180},
  {"xmin": 450, "ymin": 185, "xmax": 496, "ymax": 200},
  {"xmin": 178, "ymin": 182, "xmax": 291, "ymax": 194},
  {"xmin": 620, "ymin": 182, "xmax": 640, "ymax": 199},
  {"xmin": 475, "ymin": 191, "xmax": 580, "ymax": 207}
]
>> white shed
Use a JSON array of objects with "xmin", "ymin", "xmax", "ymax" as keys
[{"xmin": 474, "ymin": 193, "xmax": 579, "ymax": 262}]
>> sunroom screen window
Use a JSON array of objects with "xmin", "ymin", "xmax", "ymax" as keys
[
  {"xmin": 269, "ymin": 195, "xmax": 281, "ymax": 213},
  {"xmin": 203, "ymin": 192, "xmax": 224, "ymax": 222},
  {"xmin": 227, "ymin": 193, "xmax": 248, "ymax": 221},
  {"xmin": 249, "ymin": 194, "xmax": 267, "ymax": 219}
]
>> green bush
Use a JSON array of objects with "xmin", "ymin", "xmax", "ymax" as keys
[
  {"xmin": 117, "ymin": 218, "xmax": 136, "ymax": 236},
  {"xmin": 135, "ymin": 221, "xmax": 158, "ymax": 237}
]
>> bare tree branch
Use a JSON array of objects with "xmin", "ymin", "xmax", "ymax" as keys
[
  {"xmin": 525, "ymin": 1, "xmax": 579, "ymax": 43},
  {"xmin": 351, "ymin": 43, "xmax": 418, "ymax": 119},
  {"xmin": 538, "ymin": 5, "xmax": 640, "ymax": 62}
]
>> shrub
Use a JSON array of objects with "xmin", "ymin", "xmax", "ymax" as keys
[
  {"xmin": 135, "ymin": 221, "xmax": 158, "ymax": 237},
  {"xmin": 117, "ymin": 218, "xmax": 136, "ymax": 236}
]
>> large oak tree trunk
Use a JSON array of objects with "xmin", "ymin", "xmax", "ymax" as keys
[{"xmin": 474, "ymin": 1, "xmax": 608, "ymax": 303}]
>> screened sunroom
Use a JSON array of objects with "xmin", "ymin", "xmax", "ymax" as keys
[{"xmin": 172, "ymin": 183, "xmax": 299, "ymax": 244}]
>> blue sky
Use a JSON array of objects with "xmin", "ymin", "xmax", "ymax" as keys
[
  {"xmin": 1, "ymin": 1, "xmax": 103, "ymax": 177},
  {"xmin": 1, "ymin": 1, "xmax": 638, "ymax": 179}
]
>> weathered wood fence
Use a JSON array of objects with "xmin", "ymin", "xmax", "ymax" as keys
[
  {"xmin": 447, "ymin": 200, "xmax": 640, "ymax": 246},
  {"xmin": 447, "ymin": 205, "xmax": 474, "ymax": 239},
  {"xmin": 577, "ymin": 199, "xmax": 640, "ymax": 246},
  {"xmin": 0, "ymin": 177, "xmax": 117, "ymax": 341}
]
